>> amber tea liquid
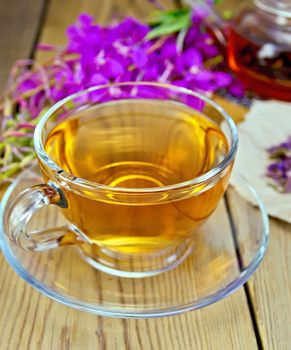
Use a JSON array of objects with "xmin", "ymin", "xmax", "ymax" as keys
[
  {"xmin": 44, "ymin": 100, "xmax": 230, "ymax": 255},
  {"xmin": 227, "ymin": 9, "xmax": 291, "ymax": 101}
]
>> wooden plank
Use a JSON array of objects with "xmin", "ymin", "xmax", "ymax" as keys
[
  {"xmin": 213, "ymin": 96, "xmax": 247, "ymax": 124},
  {"xmin": 0, "ymin": 287, "xmax": 259, "ymax": 350},
  {"xmin": 0, "ymin": 0, "xmax": 46, "ymax": 91},
  {"xmin": 227, "ymin": 189, "xmax": 291, "ymax": 349},
  {"xmin": 36, "ymin": 0, "xmax": 176, "ymax": 62},
  {"xmin": 0, "ymin": 198, "xmax": 258, "ymax": 350},
  {"xmin": 0, "ymin": 0, "xmax": 259, "ymax": 349}
]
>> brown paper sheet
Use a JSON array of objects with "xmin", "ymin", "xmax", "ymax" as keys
[{"xmin": 231, "ymin": 100, "xmax": 291, "ymax": 224}]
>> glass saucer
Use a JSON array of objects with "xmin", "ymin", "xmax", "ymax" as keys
[{"xmin": 0, "ymin": 166, "xmax": 269, "ymax": 318}]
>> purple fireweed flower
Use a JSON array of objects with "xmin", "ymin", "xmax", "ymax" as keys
[
  {"xmin": 182, "ymin": 48, "xmax": 203, "ymax": 68},
  {"xmin": 1, "ymin": 9, "xmax": 244, "ymax": 182},
  {"xmin": 266, "ymin": 136, "xmax": 291, "ymax": 193},
  {"xmin": 228, "ymin": 79, "xmax": 245, "ymax": 97}
]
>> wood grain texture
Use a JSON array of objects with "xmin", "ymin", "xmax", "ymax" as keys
[
  {"xmin": 2, "ymin": 0, "xmax": 291, "ymax": 349},
  {"xmin": 0, "ymin": 0, "xmax": 258, "ymax": 349},
  {"xmin": 228, "ymin": 190, "xmax": 291, "ymax": 350},
  {"xmin": 0, "ymin": 189, "xmax": 257, "ymax": 350},
  {"xmin": 36, "ymin": 0, "xmax": 175, "ymax": 63},
  {"xmin": 0, "ymin": 0, "xmax": 46, "ymax": 90},
  {"xmin": 0, "ymin": 286, "xmax": 258, "ymax": 350},
  {"xmin": 213, "ymin": 96, "xmax": 247, "ymax": 124}
]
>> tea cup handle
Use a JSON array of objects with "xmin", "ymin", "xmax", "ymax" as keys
[{"xmin": 4, "ymin": 183, "xmax": 82, "ymax": 251}]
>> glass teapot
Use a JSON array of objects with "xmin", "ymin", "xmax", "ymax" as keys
[{"xmin": 211, "ymin": 0, "xmax": 291, "ymax": 101}]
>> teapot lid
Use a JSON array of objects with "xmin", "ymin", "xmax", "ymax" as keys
[{"xmin": 255, "ymin": 0, "xmax": 291, "ymax": 18}]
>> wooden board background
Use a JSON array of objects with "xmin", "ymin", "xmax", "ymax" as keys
[{"xmin": 0, "ymin": 0, "xmax": 290, "ymax": 349}]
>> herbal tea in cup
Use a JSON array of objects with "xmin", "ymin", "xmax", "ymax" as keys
[{"xmin": 5, "ymin": 83, "xmax": 238, "ymax": 278}]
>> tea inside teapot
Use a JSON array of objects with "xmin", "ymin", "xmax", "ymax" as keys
[{"xmin": 209, "ymin": 0, "xmax": 291, "ymax": 100}]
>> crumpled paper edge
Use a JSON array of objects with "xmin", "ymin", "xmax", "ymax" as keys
[{"xmin": 230, "ymin": 100, "xmax": 291, "ymax": 225}]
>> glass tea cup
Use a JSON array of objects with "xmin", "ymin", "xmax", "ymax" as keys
[{"xmin": 4, "ymin": 82, "xmax": 238, "ymax": 278}]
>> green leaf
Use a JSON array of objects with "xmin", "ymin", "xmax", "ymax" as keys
[
  {"xmin": 19, "ymin": 153, "xmax": 36, "ymax": 167},
  {"xmin": 0, "ymin": 143, "xmax": 5, "ymax": 154},
  {"xmin": 147, "ymin": 18, "xmax": 190, "ymax": 40},
  {"xmin": 222, "ymin": 10, "xmax": 233, "ymax": 20},
  {"xmin": 146, "ymin": 9, "xmax": 191, "ymax": 40},
  {"xmin": 6, "ymin": 119, "xmax": 15, "ymax": 128},
  {"xmin": 6, "ymin": 136, "xmax": 32, "ymax": 147},
  {"xmin": 0, "ymin": 163, "xmax": 21, "ymax": 181},
  {"xmin": 147, "ymin": 11, "xmax": 172, "ymax": 25},
  {"xmin": 3, "ymin": 144, "xmax": 12, "ymax": 164},
  {"xmin": 147, "ymin": 8, "xmax": 191, "ymax": 25}
]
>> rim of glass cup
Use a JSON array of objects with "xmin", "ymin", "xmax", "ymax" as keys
[
  {"xmin": 34, "ymin": 82, "xmax": 238, "ymax": 194},
  {"xmin": 0, "ymin": 169, "xmax": 269, "ymax": 318}
]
